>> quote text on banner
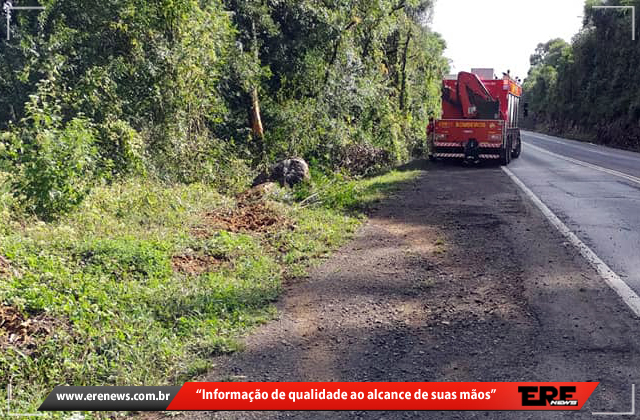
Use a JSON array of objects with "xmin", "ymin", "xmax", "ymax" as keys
[{"xmin": 166, "ymin": 382, "xmax": 599, "ymax": 411}]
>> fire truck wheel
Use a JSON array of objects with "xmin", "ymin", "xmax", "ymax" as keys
[
  {"xmin": 501, "ymin": 137, "xmax": 512, "ymax": 166},
  {"xmin": 512, "ymin": 137, "xmax": 522, "ymax": 159}
]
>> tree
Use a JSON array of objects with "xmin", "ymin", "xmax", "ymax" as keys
[
  {"xmin": 1, "ymin": 0, "xmax": 449, "ymax": 218},
  {"xmin": 523, "ymin": 0, "xmax": 640, "ymax": 150}
]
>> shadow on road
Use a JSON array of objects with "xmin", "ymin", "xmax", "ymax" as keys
[{"xmin": 397, "ymin": 158, "xmax": 504, "ymax": 173}]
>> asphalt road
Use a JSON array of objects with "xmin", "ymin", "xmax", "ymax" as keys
[{"xmin": 511, "ymin": 131, "xmax": 640, "ymax": 298}]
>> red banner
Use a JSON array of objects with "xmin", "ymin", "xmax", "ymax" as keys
[{"xmin": 166, "ymin": 382, "xmax": 599, "ymax": 411}]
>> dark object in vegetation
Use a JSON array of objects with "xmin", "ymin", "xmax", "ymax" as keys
[
  {"xmin": 340, "ymin": 143, "xmax": 394, "ymax": 176},
  {"xmin": 253, "ymin": 158, "xmax": 310, "ymax": 188}
]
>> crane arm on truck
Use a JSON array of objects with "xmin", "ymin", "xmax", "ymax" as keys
[{"xmin": 456, "ymin": 72, "xmax": 501, "ymax": 120}]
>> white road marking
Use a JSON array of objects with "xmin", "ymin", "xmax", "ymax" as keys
[
  {"xmin": 524, "ymin": 132, "xmax": 599, "ymax": 148},
  {"xmin": 524, "ymin": 141, "xmax": 640, "ymax": 187},
  {"xmin": 523, "ymin": 132, "xmax": 631, "ymax": 160},
  {"xmin": 502, "ymin": 167, "xmax": 640, "ymax": 318}
]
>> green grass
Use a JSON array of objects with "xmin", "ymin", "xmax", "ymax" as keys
[{"xmin": 0, "ymin": 168, "xmax": 421, "ymax": 417}]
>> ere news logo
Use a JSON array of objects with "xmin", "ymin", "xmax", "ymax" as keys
[{"xmin": 518, "ymin": 386, "xmax": 578, "ymax": 408}]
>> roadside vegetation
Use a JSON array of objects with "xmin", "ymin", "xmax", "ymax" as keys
[
  {"xmin": 0, "ymin": 0, "xmax": 442, "ymax": 414},
  {"xmin": 523, "ymin": 0, "xmax": 640, "ymax": 151},
  {"xmin": 0, "ymin": 168, "xmax": 421, "ymax": 413},
  {"xmin": 0, "ymin": 0, "xmax": 446, "ymax": 221}
]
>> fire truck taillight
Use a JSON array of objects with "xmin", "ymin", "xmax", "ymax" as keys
[
  {"xmin": 489, "ymin": 134, "xmax": 502, "ymax": 141},
  {"xmin": 435, "ymin": 133, "xmax": 447, "ymax": 141}
]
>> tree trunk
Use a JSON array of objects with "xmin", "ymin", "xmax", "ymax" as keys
[
  {"xmin": 250, "ymin": 18, "xmax": 264, "ymax": 141},
  {"xmin": 399, "ymin": 29, "xmax": 412, "ymax": 111},
  {"xmin": 324, "ymin": 20, "xmax": 361, "ymax": 86},
  {"xmin": 251, "ymin": 87, "xmax": 264, "ymax": 139}
]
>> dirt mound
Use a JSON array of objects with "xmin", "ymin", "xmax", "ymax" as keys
[
  {"xmin": 0, "ymin": 305, "xmax": 63, "ymax": 352},
  {"xmin": 236, "ymin": 182, "xmax": 278, "ymax": 204},
  {"xmin": 194, "ymin": 202, "xmax": 291, "ymax": 237},
  {"xmin": 171, "ymin": 255, "xmax": 226, "ymax": 275}
]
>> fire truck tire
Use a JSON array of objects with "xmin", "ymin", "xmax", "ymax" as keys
[
  {"xmin": 512, "ymin": 136, "xmax": 522, "ymax": 159},
  {"xmin": 500, "ymin": 137, "xmax": 512, "ymax": 166}
]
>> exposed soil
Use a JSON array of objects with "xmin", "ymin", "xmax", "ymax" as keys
[
  {"xmin": 0, "ymin": 305, "xmax": 64, "ymax": 352},
  {"xmin": 157, "ymin": 161, "xmax": 640, "ymax": 419},
  {"xmin": 192, "ymin": 202, "xmax": 291, "ymax": 238},
  {"xmin": 236, "ymin": 183, "xmax": 278, "ymax": 203},
  {"xmin": 0, "ymin": 254, "xmax": 14, "ymax": 278},
  {"xmin": 171, "ymin": 255, "xmax": 226, "ymax": 276}
]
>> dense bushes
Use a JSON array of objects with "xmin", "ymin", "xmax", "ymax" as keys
[
  {"xmin": 4, "ymin": 81, "xmax": 98, "ymax": 218},
  {"xmin": 523, "ymin": 0, "xmax": 640, "ymax": 150},
  {"xmin": 0, "ymin": 0, "xmax": 447, "ymax": 220}
]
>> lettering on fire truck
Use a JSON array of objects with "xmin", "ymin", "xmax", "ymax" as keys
[{"xmin": 455, "ymin": 122, "xmax": 487, "ymax": 128}]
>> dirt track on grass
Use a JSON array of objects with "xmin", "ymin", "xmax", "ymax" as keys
[{"xmin": 174, "ymin": 161, "xmax": 640, "ymax": 419}]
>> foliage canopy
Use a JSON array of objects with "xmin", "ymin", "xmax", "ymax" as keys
[{"xmin": 523, "ymin": 0, "xmax": 640, "ymax": 150}]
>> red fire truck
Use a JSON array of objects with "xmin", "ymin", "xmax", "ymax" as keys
[{"xmin": 427, "ymin": 69, "xmax": 522, "ymax": 165}]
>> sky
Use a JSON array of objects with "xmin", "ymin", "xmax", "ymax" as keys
[{"xmin": 430, "ymin": 0, "xmax": 585, "ymax": 81}]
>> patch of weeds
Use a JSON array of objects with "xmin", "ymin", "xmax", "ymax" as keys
[
  {"xmin": 433, "ymin": 238, "xmax": 447, "ymax": 255},
  {"xmin": 0, "ymin": 171, "xmax": 14, "ymax": 235},
  {"xmin": 77, "ymin": 237, "xmax": 172, "ymax": 283},
  {"xmin": 293, "ymin": 169, "xmax": 421, "ymax": 214},
  {"xmin": 267, "ymin": 207, "xmax": 361, "ymax": 278}
]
